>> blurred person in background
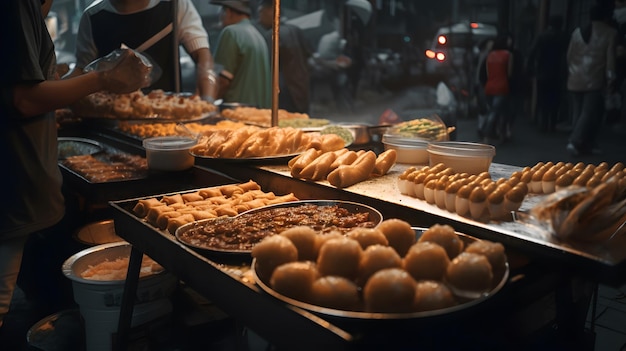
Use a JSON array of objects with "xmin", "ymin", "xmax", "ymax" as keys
[
  {"xmin": 527, "ymin": 15, "xmax": 568, "ymax": 133},
  {"xmin": 0, "ymin": 0, "xmax": 150, "ymax": 331},
  {"xmin": 481, "ymin": 33, "xmax": 514, "ymax": 144},
  {"xmin": 211, "ymin": 0, "xmax": 271, "ymax": 108},
  {"xmin": 565, "ymin": 4, "xmax": 617, "ymax": 156},
  {"xmin": 309, "ymin": 29, "xmax": 353, "ymax": 113},
  {"xmin": 255, "ymin": 0, "xmax": 313, "ymax": 114},
  {"xmin": 69, "ymin": 0, "xmax": 217, "ymax": 101},
  {"xmin": 611, "ymin": 0, "xmax": 626, "ymax": 132}
]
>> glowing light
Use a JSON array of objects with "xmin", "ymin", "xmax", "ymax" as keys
[
  {"xmin": 437, "ymin": 35, "xmax": 447, "ymax": 45},
  {"xmin": 425, "ymin": 50, "xmax": 436, "ymax": 59},
  {"xmin": 470, "ymin": 22, "xmax": 479, "ymax": 29},
  {"xmin": 436, "ymin": 52, "xmax": 446, "ymax": 61}
]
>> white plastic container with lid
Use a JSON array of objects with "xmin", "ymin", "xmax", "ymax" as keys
[
  {"xmin": 427, "ymin": 141, "xmax": 495, "ymax": 175},
  {"xmin": 382, "ymin": 134, "xmax": 430, "ymax": 164},
  {"xmin": 143, "ymin": 136, "xmax": 197, "ymax": 171}
]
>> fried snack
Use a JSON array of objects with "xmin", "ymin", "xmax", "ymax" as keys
[
  {"xmin": 371, "ymin": 149, "xmax": 397, "ymax": 177},
  {"xmin": 270, "ymin": 261, "xmax": 320, "ymax": 302},
  {"xmin": 327, "ymin": 151, "xmax": 377, "ymax": 188}
]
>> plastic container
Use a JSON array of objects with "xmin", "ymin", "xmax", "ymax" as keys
[
  {"xmin": 62, "ymin": 242, "xmax": 177, "ymax": 351},
  {"xmin": 427, "ymin": 141, "xmax": 495, "ymax": 175},
  {"xmin": 143, "ymin": 136, "xmax": 196, "ymax": 171},
  {"xmin": 385, "ymin": 115, "xmax": 450, "ymax": 142},
  {"xmin": 382, "ymin": 134, "xmax": 429, "ymax": 164}
]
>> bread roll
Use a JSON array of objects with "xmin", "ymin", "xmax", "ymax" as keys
[
  {"xmin": 357, "ymin": 244, "xmax": 402, "ymax": 286},
  {"xmin": 316, "ymin": 237, "xmax": 362, "ymax": 279},
  {"xmin": 363, "ymin": 268, "xmax": 416, "ymax": 313},
  {"xmin": 413, "ymin": 280, "xmax": 457, "ymax": 312},
  {"xmin": 270, "ymin": 261, "xmax": 320, "ymax": 302},
  {"xmin": 310, "ymin": 276, "xmax": 360, "ymax": 310},
  {"xmin": 376, "ymin": 219, "xmax": 416, "ymax": 257},
  {"xmin": 252, "ymin": 235, "xmax": 298, "ymax": 282}
]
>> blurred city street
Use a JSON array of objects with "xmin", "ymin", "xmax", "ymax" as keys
[{"xmin": 312, "ymin": 82, "xmax": 626, "ymax": 168}]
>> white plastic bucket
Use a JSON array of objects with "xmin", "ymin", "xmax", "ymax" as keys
[{"xmin": 62, "ymin": 242, "xmax": 177, "ymax": 351}]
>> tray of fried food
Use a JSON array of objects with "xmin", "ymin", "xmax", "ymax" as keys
[
  {"xmin": 190, "ymin": 125, "xmax": 346, "ymax": 161},
  {"xmin": 128, "ymin": 180, "xmax": 299, "ymax": 236},
  {"xmin": 71, "ymin": 89, "xmax": 218, "ymax": 121},
  {"xmin": 251, "ymin": 219, "xmax": 509, "ymax": 320},
  {"xmin": 117, "ymin": 120, "xmax": 248, "ymax": 139},
  {"xmin": 220, "ymin": 106, "xmax": 310, "ymax": 127}
]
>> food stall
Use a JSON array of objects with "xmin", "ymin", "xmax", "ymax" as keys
[
  {"xmin": 55, "ymin": 104, "xmax": 626, "ymax": 350},
  {"xmin": 55, "ymin": 7, "xmax": 625, "ymax": 348}
]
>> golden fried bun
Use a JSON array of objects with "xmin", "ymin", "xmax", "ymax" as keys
[
  {"xmin": 252, "ymin": 235, "xmax": 298, "ymax": 282},
  {"xmin": 445, "ymin": 252, "xmax": 493, "ymax": 295},
  {"xmin": 376, "ymin": 219, "xmax": 416, "ymax": 257},
  {"xmin": 310, "ymin": 276, "xmax": 360, "ymax": 311},
  {"xmin": 357, "ymin": 245, "xmax": 403, "ymax": 286},
  {"xmin": 418, "ymin": 224, "xmax": 464, "ymax": 259},
  {"xmin": 314, "ymin": 231, "xmax": 344, "ymax": 256},
  {"xmin": 346, "ymin": 227, "xmax": 389, "ymax": 250},
  {"xmin": 270, "ymin": 261, "xmax": 320, "ymax": 302},
  {"xmin": 280, "ymin": 226, "xmax": 319, "ymax": 261},
  {"xmin": 413, "ymin": 280, "xmax": 457, "ymax": 312},
  {"xmin": 465, "ymin": 240, "xmax": 507, "ymax": 283},
  {"xmin": 316, "ymin": 237, "xmax": 363, "ymax": 279},
  {"xmin": 403, "ymin": 241, "xmax": 450, "ymax": 281},
  {"xmin": 363, "ymin": 268, "xmax": 416, "ymax": 313}
]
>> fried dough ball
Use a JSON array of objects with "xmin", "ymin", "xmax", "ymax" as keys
[
  {"xmin": 465, "ymin": 240, "xmax": 507, "ymax": 284},
  {"xmin": 311, "ymin": 276, "xmax": 360, "ymax": 310},
  {"xmin": 270, "ymin": 261, "xmax": 320, "ymax": 302},
  {"xmin": 316, "ymin": 237, "xmax": 362, "ymax": 279},
  {"xmin": 445, "ymin": 252, "xmax": 493, "ymax": 295},
  {"xmin": 252, "ymin": 235, "xmax": 298, "ymax": 282},
  {"xmin": 280, "ymin": 226, "xmax": 319, "ymax": 261},
  {"xmin": 413, "ymin": 280, "xmax": 457, "ymax": 312},
  {"xmin": 403, "ymin": 241, "xmax": 450, "ymax": 281},
  {"xmin": 346, "ymin": 227, "xmax": 389, "ymax": 250},
  {"xmin": 418, "ymin": 224, "xmax": 464, "ymax": 259},
  {"xmin": 357, "ymin": 245, "xmax": 403, "ymax": 286},
  {"xmin": 363, "ymin": 268, "xmax": 417, "ymax": 313},
  {"xmin": 376, "ymin": 219, "xmax": 416, "ymax": 257},
  {"xmin": 314, "ymin": 231, "xmax": 344, "ymax": 255}
]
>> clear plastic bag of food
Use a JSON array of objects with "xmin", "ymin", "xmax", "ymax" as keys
[
  {"xmin": 83, "ymin": 48, "xmax": 162, "ymax": 85},
  {"xmin": 523, "ymin": 181, "xmax": 626, "ymax": 243},
  {"xmin": 386, "ymin": 114, "xmax": 451, "ymax": 141}
]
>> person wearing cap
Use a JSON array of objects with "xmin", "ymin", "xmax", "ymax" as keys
[
  {"xmin": 254, "ymin": 0, "xmax": 313, "ymax": 114},
  {"xmin": 211, "ymin": 0, "xmax": 271, "ymax": 108},
  {"xmin": 69, "ymin": 0, "xmax": 217, "ymax": 101}
]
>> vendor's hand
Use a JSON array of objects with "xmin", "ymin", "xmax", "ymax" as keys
[{"xmin": 100, "ymin": 49, "xmax": 152, "ymax": 93}]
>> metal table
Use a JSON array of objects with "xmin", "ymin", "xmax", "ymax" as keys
[{"xmin": 109, "ymin": 162, "xmax": 608, "ymax": 350}]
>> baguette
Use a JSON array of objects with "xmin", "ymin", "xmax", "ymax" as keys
[
  {"xmin": 371, "ymin": 149, "xmax": 397, "ymax": 177},
  {"xmin": 327, "ymin": 150, "xmax": 377, "ymax": 188},
  {"xmin": 299, "ymin": 151, "xmax": 338, "ymax": 180},
  {"xmin": 290, "ymin": 148, "xmax": 322, "ymax": 178}
]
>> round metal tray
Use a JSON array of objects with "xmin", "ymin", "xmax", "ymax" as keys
[
  {"xmin": 252, "ymin": 227, "xmax": 509, "ymax": 321},
  {"xmin": 175, "ymin": 200, "xmax": 384, "ymax": 256}
]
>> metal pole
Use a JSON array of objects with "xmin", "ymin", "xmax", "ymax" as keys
[
  {"xmin": 172, "ymin": 0, "xmax": 181, "ymax": 93},
  {"xmin": 271, "ymin": 0, "xmax": 280, "ymax": 126}
]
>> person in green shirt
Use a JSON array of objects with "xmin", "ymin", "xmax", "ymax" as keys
[{"xmin": 211, "ymin": 0, "xmax": 271, "ymax": 108}]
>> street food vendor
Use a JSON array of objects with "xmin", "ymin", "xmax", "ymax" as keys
[
  {"xmin": 0, "ymin": 0, "xmax": 150, "ymax": 330},
  {"xmin": 69, "ymin": 0, "xmax": 217, "ymax": 101}
]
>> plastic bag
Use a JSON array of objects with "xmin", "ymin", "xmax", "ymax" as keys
[{"xmin": 84, "ymin": 48, "xmax": 162, "ymax": 85}]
